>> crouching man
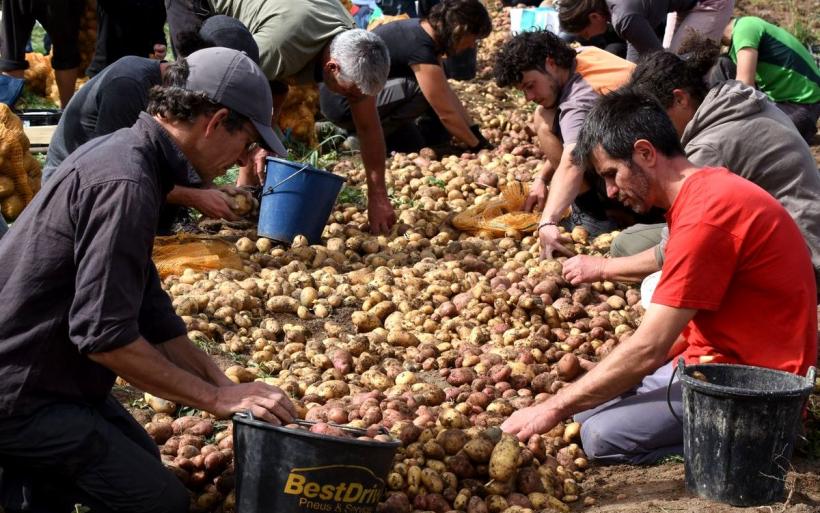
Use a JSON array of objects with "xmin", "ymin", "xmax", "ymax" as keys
[
  {"xmin": 501, "ymin": 89, "xmax": 817, "ymax": 464},
  {"xmin": 0, "ymin": 48, "xmax": 295, "ymax": 512}
]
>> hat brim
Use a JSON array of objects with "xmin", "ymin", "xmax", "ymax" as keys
[{"xmin": 252, "ymin": 119, "xmax": 287, "ymax": 157}]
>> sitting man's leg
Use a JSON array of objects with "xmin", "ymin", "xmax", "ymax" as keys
[
  {"xmin": 775, "ymin": 101, "xmax": 820, "ymax": 144},
  {"xmin": 0, "ymin": 395, "xmax": 189, "ymax": 513},
  {"xmin": 575, "ymin": 362, "xmax": 683, "ymax": 465},
  {"xmin": 610, "ymin": 223, "xmax": 667, "ymax": 257}
]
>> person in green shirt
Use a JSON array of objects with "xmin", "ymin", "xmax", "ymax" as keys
[{"xmin": 722, "ymin": 16, "xmax": 820, "ymax": 143}]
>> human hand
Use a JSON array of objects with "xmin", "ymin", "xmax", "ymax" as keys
[
  {"xmin": 501, "ymin": 400, "xmax": 566, "ymax": 442},
  {"xmin": 212, "ymin": 382, "xmax": 297, "ymax": 425},
  {"xmin": 563, "ymin": 254, "xmax": 607, "ymax": 285},
  {"xmin": 192, "ymin": 188, "xmax": 239, "ymax": 221},
  {"xmin": 153, "ymin": 44, "xmax": 167, "ymax": 60},
  {"xmin": 470, "ymin": 125, "xmax": 495, "ymax": 151},
  {"xmin": 538, "ymin": 224, "xmax": 574, "ymax": 259},
  {"xmin": 524, "ymin": 178, "xmax": 547, "ymax": 212},
  {"xmin": 367, "ymin": 190, "xmax": 396, "ymax": 234}
]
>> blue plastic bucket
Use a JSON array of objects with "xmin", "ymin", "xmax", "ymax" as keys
[{"xmin": 258, "ymin": 157, "xmax": 345, "ymax": 244}]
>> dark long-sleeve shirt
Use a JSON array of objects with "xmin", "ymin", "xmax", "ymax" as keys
[{"xmin": 0, "ymin": 113, "xmax": 191, "ymax": 416}]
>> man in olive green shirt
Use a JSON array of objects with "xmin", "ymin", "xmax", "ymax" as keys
[
  {"xmin": 722, "ymin": 16, "xmax": 820, "ymax": 143},
  {"xmin": 166, "ymin": 0, "xmax": 396, "ymax": 233}
]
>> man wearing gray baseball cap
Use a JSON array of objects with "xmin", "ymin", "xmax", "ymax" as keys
[
  {"xmin": 43, "ymin": 16, "xmax": 273, "ymax": 227},
  {"xmin": 0, "ymin": 47, "xmax": 294, "ymax": 513}
]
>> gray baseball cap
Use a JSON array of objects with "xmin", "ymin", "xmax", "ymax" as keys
[{"xmin": 185, "ymin": 47, "xmax": 286, "ymax": 156}]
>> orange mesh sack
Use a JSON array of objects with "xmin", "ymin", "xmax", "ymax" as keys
[
  {"xmin": 153, "ymin": 235, "xmax": 244, "ymax": 278},
  {"xmin": 452, "ymin": 181, "xmax": 542, "ymax": 237},
  {"xmin": 0, "ymin": 104, "xmax": 42, "ymax": 221},
  {"xmin": 279, "ymin": 83, "xmax": 319, "ymax": 147}
]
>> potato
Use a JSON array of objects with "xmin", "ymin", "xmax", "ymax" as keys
[
  {"xmin": 515, "ymin": 466, "xmax": 544, "ymax": 494},
  {"xmin": 379, "ymin": 492, "xmax": 412, "ymax": 513},
  {"xmin": 467, "ymin": 496, "xmax": 489, "ymax": 513},
  {"xmin": 447, "ymin": 367, "xmax": 477, "ymax": 386},
  {"xmin": 446, "ymin": 451, "xmax": 476, "ymax": 478},
  {"xmin": 413, "ymin": 493, "xmax": 449, "ymax": 513},
  {"xmin": 463, "ymin": 437, "xmax": 494, "ymax": 463},
  {"xmin": 144, "ymin": 421, "xmax": 173, "ymax": 444},
  {"xmin": 485, "ymin": 494, "xmax": 508, "ymax": 513},
  {"xmin": 309, "ymin": 422, "xmax": 349, "ymax": 438},
  {"xmin": 557, "ymin": 353, "xmax": 581, "ymax": 381},
  {"xmin": 144, "ymin": 393, "xmax": 176, "ymax": 414},
  {"xmin": 436, "ymin": 429, "xmax": 468, "ymax": 455},
  {"xmin": 420, "ymin": 468, "xmax": 445, "ymax": 493},
  {"xmin": 489, "ymin": 435, "xmax": 520, "ymax": 482},
  {"xmin": 266, "ymin": 296, "xmax": 299, "ymax": 313},
  {"xmin": 352, "ymin": 311, "xmax": 381, "ymax": 332}
]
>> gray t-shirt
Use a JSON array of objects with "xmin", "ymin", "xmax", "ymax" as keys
[
  {"xmin": 43, "ymin": 56, "xmax": 162, "ymax": 181},
  {"xmin": 681, "ymin": 80, "xmax": 820, "ymax": 287}
]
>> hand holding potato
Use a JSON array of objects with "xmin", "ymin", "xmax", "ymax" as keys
[
  {"xmin": 211, "ymin": 381, "xmax": 297, "ymax": 425},
  {"xmin": 191, "ymin": 188, "xmax": 240, "ymax": 221},
  {"xmin": 563, "ymin": 254, "xmax": 608, "ymax": 285},
  {"xmin": 538, "ymin": 224, "xmax": 574, "ymax": 259},
  {"xmin": 524, "ymin": 178, "xmax": 547, "ymax": 212},
  {"xmin": 500, "ymin": 399, "xmax": 566, "ymax": 442},
  {"xmin": 367, "ymin": 190, "xmax": 397, "ymax": 235}
]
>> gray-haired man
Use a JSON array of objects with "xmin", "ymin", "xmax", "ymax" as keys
[
  {"xmin": 166, "ymin": 0, "xmax": 397, "ymax": 233},
  {"xmin": 0, "ymin": 48, "xmax": 295, "ymax": 513}
]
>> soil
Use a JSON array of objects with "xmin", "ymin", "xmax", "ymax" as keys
[{"xmin": 575, "ymin": 458, "xmax": 820, "ymax": 512}]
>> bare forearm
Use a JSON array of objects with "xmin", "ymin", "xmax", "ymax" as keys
[
  {"xmin": 166, "ymin": 186, "xmax": 202, "ymax": 206},
  {"xmin": 540, "ymin": 163, "xmax": 582, "ymax": 223},
  {"xmin": 156, "ymin": 335, "xmax": 234, "ymax": 387},
  {"xmin": 358, "ymin": 127, "xmax": 388, "ymax": 194},
  {"xmin": 89, "ymin": 338, "xmax": 217, "ymax": 411},
  {"xmin": 603, "ymin": 246, "xmax": 661, "ymax": 283},
  {"xmin": 432, "ymin": 101, "xmax": 478, "ymax": 147},
  {"xmin": 551, "ymin": 305, "xmax": 695, "ymax": 417}
]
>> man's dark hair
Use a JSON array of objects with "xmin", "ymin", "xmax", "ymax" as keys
[
  {"xmin": 573, "ymin": 88, "xmax": 684, "ymax": 172},
  {"xmin": 628, "ymin": 38, "xmax": 720, "ymax": 108},
  {"xmin": 557, "ymin": 0, "xmax": 608, "ymax": 33},
  {"xmin": 493, "ymin": 30, "xmax": 576, "ymax": 87},
  {"xmin": 425, "ymin": 0, "xmax": 492, "ymax": 56},
  {"xmin": 148, "ymin": 60, "xmax": 246, "ymax": 132}
]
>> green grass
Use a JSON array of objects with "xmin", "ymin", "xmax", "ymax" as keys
[
  {"xmin": 15, "ymin": 87, "xmax": 58, "ymax": 110},
  {"xmin": 338, "ymin": 185, "xmax": 365, "ymax": 206}
]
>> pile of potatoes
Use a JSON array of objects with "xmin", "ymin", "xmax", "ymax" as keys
[{"xmin": 137, "ymin": 1, "xmax": 650, "ymax": 511}]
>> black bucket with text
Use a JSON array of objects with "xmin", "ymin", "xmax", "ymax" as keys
[{"xmin": 233, "ymin": 413, "xmax": 401, "ymax": 513}]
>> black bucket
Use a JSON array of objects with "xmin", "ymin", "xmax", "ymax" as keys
[
  {"xmin": 233, "ymin": 414, "xmax": 401, "ymax": 513},
  {"xmin": 678, "ymin": 358, "xmax": 816, "ymax": 506}
]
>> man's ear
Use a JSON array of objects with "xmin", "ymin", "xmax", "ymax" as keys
[
  {"xmin": 589, "ymin": 12, "xmax": 606, "ymax": 27},
  {"xmin": 633, "ymin": 139, "xmax": 657, "ymax": 166},
  {"xmin": 203, "ymin": 108, "xmax": 230, "ymax": 138},
  {"xmin": 671, "ymin": 88, "xmax": 690, "ymax": 108}
]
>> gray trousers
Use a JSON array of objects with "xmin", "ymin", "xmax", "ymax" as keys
[
  {"xmin": 574, "ymin": 362, "xmax": 683, "ymax": 465},
  {"xmin": 319, "ymin": 77, "xmax": 430, "ymax": 137},
  {"xmin": 0, "ymin": 396, "xmax": 189, "ymax": 513}
]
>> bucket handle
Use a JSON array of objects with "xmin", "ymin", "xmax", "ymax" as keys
[
  {"xmin": 240, "ymin": 410, "xmax": 393, "ymax": 438},
  {"xmin": 667, "ymin": 358, "xmax": 684, "ymax": 424},
  {"xmin": 261, "ymin": 163, "xmax": 310, "ymax": 197}
]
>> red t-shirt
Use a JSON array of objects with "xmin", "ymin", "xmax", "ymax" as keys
[{"xmin": 653, "ymin": 168, "xmax": 817, "ymax": 375}]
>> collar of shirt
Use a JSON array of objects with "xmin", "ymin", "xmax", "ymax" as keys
[{"xmin": 134, "ymin": 112, "xmax": 202, "ymax": 192}]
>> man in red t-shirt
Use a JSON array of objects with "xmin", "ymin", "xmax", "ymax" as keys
[{"xmin": 501, "ymin": 89, "xmax": 817, "ymax": 464}]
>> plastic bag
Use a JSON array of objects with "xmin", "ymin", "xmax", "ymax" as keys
[
  {"xmin": 153, "ymin": 234, "xmax": 244, "ymax": 278},
  {"xmin": 452, "ymin": 181, "xmax": 541, "ymax": 237}
]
